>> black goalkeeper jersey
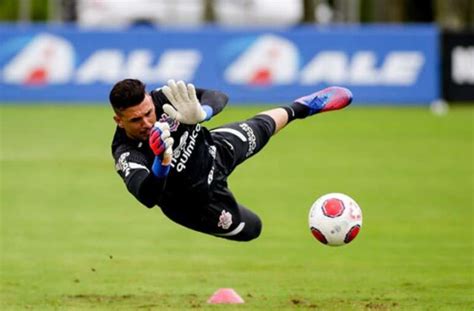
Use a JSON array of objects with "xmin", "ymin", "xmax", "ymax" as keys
[{"xmin": 111, "ymin": 88, "xmax": 228, "ymax": 209}]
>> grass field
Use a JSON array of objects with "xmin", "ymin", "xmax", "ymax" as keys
[{"xmin": 0, "ymin": 104, "xmax": 473, "ymax": 310}]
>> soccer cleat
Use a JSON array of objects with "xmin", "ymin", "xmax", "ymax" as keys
[{"xmin": 294, "ymin": 86, "xmax": 353, "ymax": 116}]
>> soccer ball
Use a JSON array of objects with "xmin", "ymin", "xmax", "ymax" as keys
[{"xmin": 308, "ymin": 193, "xmax": 362, "ymax": 246}]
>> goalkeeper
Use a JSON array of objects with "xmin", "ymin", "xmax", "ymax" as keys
[{"xmin": 110, "ymin": 79, "xmax": 352, "ymax": 241}]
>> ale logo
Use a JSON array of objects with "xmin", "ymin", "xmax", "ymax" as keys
[
  {"xmin": 1, "ymin": 33, "xmax": 201, "ymax": 85},
  {"xmin": 222, "ymin": 34, "xmax": 299, "ymax": 85},
  {"xmin": 2, "ymin": 33, "xmax": 74, "ymax": 85},
  {"xmin": 222, "ymin": 34, "xmax": 424, "ymax": 86}
]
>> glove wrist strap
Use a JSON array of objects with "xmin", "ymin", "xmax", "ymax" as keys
[
  {"xmin": 202, "ymin": 105, "xmax": 213, "ymax": 121},
  {"xmin": 152, "ymin": 156, "xmax": 170, "ymax": 178}
]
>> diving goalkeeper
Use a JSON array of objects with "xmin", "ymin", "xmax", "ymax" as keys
[{"xmin": 110, "ymin": 79, "xmax": 352, "ymax": 241}]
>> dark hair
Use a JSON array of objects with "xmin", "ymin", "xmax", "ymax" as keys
[{"xmin": 109, "ymin": 79, "xmax": 146, "ymax": 113}]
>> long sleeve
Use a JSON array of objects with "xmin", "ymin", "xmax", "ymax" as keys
[
  {"xmin": 114, "ymin": 147, "xmax": 166, "ymax": 208},
  {"xmin": 195, "ymin": 88, "xmax": 229, "ymax": 118}
]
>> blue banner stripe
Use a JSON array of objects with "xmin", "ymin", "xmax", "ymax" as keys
[{"xmin": 0, "ymin": 24, "xmax": 439, "ymax": 104}]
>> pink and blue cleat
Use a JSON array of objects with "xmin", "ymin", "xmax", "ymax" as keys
[{"xmin": 294, "ymin": 86, "xmax": 353, "ymax": 116}]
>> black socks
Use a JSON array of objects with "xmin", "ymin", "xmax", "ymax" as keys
[{"xmin": 281, "ymin": 102, "xmax": 310, "ymax": 123}]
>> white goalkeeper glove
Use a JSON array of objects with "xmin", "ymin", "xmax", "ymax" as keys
[{"xmin": 162, "ymin": 80, "xmax": 212, "ymax": 125}]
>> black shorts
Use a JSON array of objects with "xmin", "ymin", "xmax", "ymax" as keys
[
  {"xmin": 206, "ymin": 114, "xmax": 276, "ymax": 241},
  {"xmin": 162, "ymin": 114, "xmax": 276, "ymax": 241},
  {"xmin": 211, "ymin": 114, "xmax": 276, "ymax": 177}
]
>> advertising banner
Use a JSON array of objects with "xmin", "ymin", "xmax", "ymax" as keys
[
  {"xmin": 0, "ymin": 24, "xmax": 439, "ymax": 104},
  {"xmin": 442, "ymin": 31, "xmax": 474, "ymax": 101}
]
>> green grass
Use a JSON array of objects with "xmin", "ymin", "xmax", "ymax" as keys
[{"xmin": 1, "ymin": 104, "xmax": 473, "ymax": 310}]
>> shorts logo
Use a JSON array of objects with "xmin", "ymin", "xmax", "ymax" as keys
[
  {"xmin": 217, "ymin": 210, "xmax": 233, "ymax": 230},
  {"xmin": 239, "ymin": 123, "xmax": 256, "ymax": 157}
]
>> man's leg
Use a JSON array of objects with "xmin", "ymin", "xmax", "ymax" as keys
[
  {"xmin": 260, "ymin": 86, "xmax": 353, "ymax": 134},
  {"xmin": 211, "ymin": 86, "xmax": 353, "ymax": 172},
  {"xmin": 258, "ymin": 108, "xmax": 288, "ymax": 134}
]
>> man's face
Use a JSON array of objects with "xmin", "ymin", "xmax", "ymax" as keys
[{"xmin": 113, "ymin": 94, "xmax": 157, "ymax": 141}]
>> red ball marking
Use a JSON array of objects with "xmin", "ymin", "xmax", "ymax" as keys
[
  {"xmin": 311, "ymin": 227, "xmax": 328, "ymax": 244},
  {"xmin": 344, "ymin": 225, "xmax": 361, "ymax": 243},
  {"xmin": 321, "ymin": 198, "xmax": 345, "ymax": 218}
]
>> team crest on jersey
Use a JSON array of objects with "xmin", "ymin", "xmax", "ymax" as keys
[
  {"xmin": 159, "ymin": 113, "xmax": 180, "ymax": 132},
  {"xmin": 218, "ymin": 210, "xmax": 233, "ymax": 230}
]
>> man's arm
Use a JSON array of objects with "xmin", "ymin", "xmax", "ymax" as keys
[
  {"xmin": 195, "ymin": 87, "xmax": 229, "ymax": 119},
  {"xmin": 114, "ymin": 148, "xmax": 166, "ymax": 208}
]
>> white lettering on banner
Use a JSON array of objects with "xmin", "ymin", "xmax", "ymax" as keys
[
  {"xmin": 126, "ymin": 50, "xmax": 155, "ymax": 81},
  {"xmin": 76, "ymin": 50, "xmax": 124, "ymax": 84},
  {"xmin": 452, "ymin": 46, "xmax": 474, "ymax": 84},
  {"xmin": 76, "ymin": 49, "xmax": 201, "ymax": 84},
  {"xmin": 381, "ymin": 52, "xmax": 424, "ymax": 85},
  {"xmin": 154, "ymin": 50, "xmax": 202, "ymax": 82},
  {"xmin": 2, "ymin": 33, "xmax": 427, "ymax": 88},
  {"xmin": 300, "ymin": 51, "xmax": 424, "ymax": 85},
  {"xmin": 224, "ymin": 34, "xmax": 425, "ymax": 86},
  {"xmin": 300, "ymin": 52, "xmax": 347, "ymax": 84},
  {"xmin": 1, "ymin": 32, "xmax": 202, "ymax": 85},
  {"xmin": 349, "ymin": 52, "xmax": 379, "ymax": 85}
]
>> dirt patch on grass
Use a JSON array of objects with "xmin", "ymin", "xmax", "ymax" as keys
[
  {"xmin": 64, "ymin": 293, "xmax": 203, "ymax": 309},
  {"xmin": 289, "ymin": 297, "xmax": 318, "ymax": 308},
  {"xmin": 65, "ymin": 294, "xmax": 134, "ymax": 303}
]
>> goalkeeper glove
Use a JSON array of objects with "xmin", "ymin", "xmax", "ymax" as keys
[
  {"xmin": 162, "ymin": 79, "xmax": 213, "ymax": 124},
  {"xmin": 149, "ymin": 122, "xmax": 174, "ymax": 178}
]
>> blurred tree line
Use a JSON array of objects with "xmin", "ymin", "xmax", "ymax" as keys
[
  {"xmin": 0, "ymin": 0, "xmax": 473, "ymax": 29},
  {"xmin": 303, "ymin": 0, "xmax": 473, "ymax": 29},
  {"xmin": 0, "ymin": 0, "xmax": 49, "ymax": 21}
]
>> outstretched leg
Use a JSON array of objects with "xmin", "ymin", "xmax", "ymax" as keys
[
  {"xmin": 260, "ymin": 86, "xmax": 353, "ymax": 133},
  {"xmin": 211, "ymin": 86, "xmax": 353, "ymax": 172}
]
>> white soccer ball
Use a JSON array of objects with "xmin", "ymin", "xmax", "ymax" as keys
[{"xmin": 308, "ymin": 193, "xmax": 362, "ymax": 246}]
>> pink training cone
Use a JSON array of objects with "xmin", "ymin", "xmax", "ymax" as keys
[{"xmin": 207, "ymin": 288, "xmax": 245, "ymax": 304}]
